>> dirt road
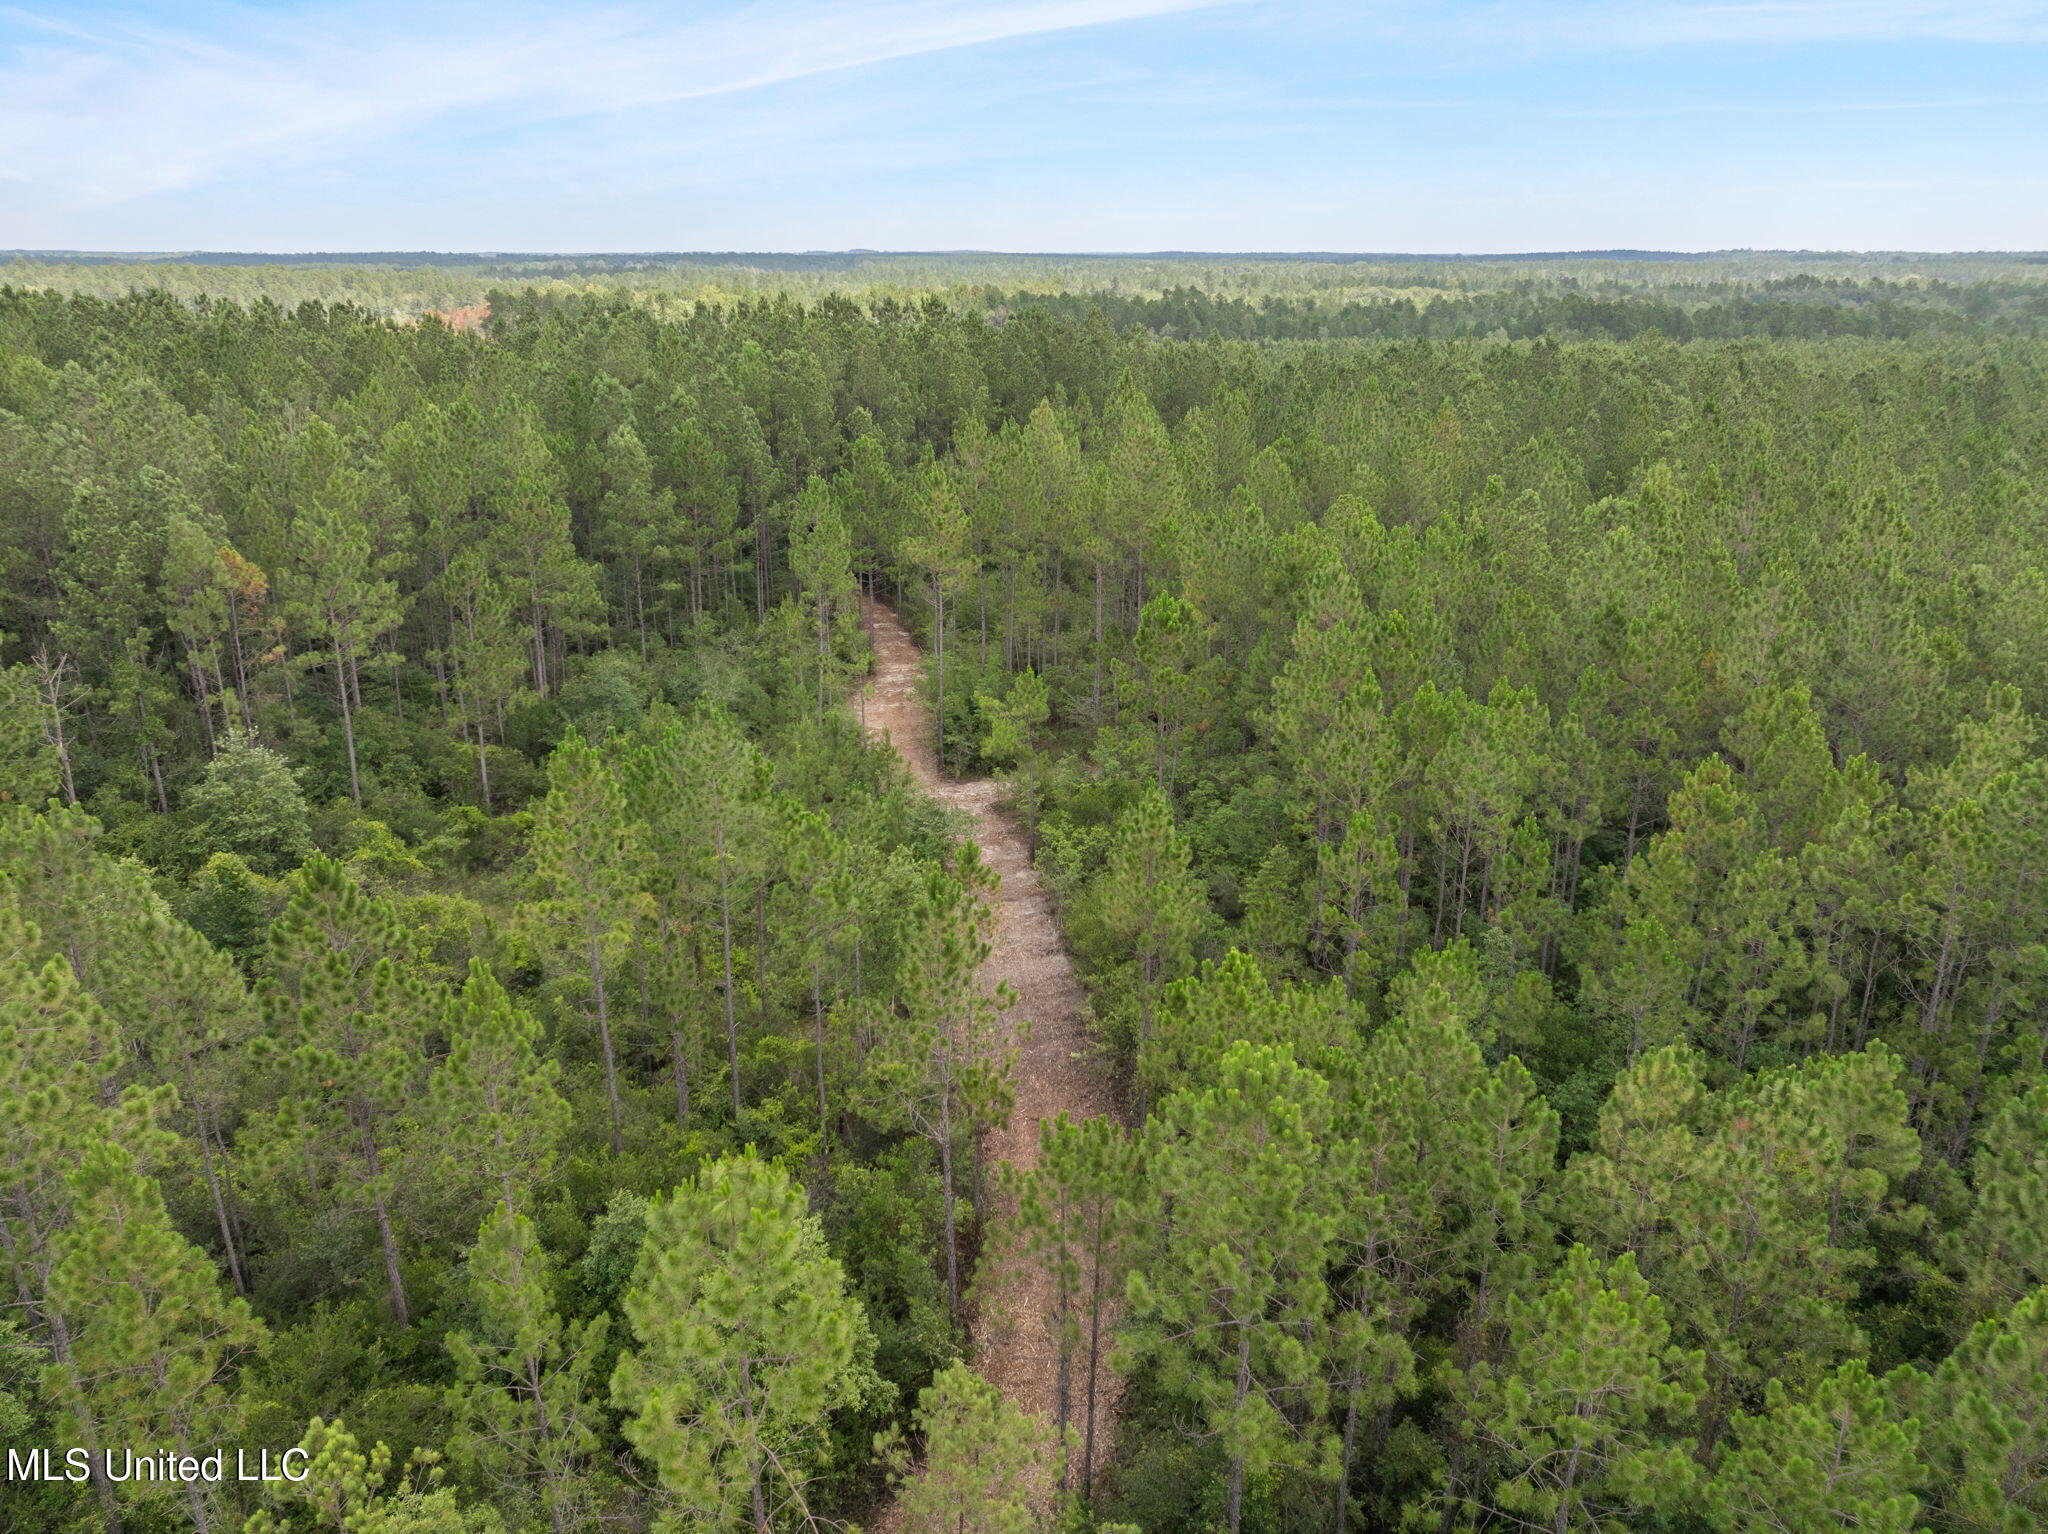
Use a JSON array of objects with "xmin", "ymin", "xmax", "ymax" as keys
[{"xmin": 860, "ymin": 598, "xmax": 1124, "ymax": 1517}]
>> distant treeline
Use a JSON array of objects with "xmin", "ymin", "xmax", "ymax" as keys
[{"xmin": 980, "ymin": 281, "xmax": 2048, "ymax": 341}]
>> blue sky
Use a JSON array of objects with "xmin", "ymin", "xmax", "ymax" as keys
[{"xmin": 2, "ymin": 0, "xmax": 2045, "ymax": 252}]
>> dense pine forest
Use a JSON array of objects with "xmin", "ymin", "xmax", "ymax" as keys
[{"xmin": 1, "ymin": 254, "xmax": 2045, "ymax": 1534}]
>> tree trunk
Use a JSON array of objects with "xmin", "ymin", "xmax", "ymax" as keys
[
  {"xmin": 334, "ymin": 638, "xmax": 363, "ymax": 805},
  {"xmin": 1092, "ymin": 561, "xmax": 1105, "ymax": 721},
  {"xmin": 187, "ymin": 1059, "xmax": 245, "ymax": 1296},
  {"xmin": 756, "ymin": 885, "xmax": 772, "ymax": 1029},
  {"xmin": 189, "ymin": 650, "xmax": 218, "ymax": 756},
  {"xmin": 1083, "ymin": 1205, "xmax": 1106, "ymax": 1502},
  {"xmin": 813, "ymin": 962, "xmax": 829, "ymax": 1151},
  {"xmin": 939, "ymin": 1088, "xmax": 960, "ymax": 1322},
  {"xmin": 1225, "ymin": 1328, "xmax": 1252, "ymax": 1534},
  {"xmin": 932, "ymin": 577, "xmax": 947, "ymax": 770},
  {"xmin": 585, "ymin": 928, "xmax": 624, "ymax": 1155},
  {"xmin": 1333, "ymin": 1382, "xmax": 1359, "ymax": 1534},
  {"xmin": 49, "ymin": 1309, "xmax": 125, "ymax": 1534},
  {"xmin": 362, "ymin": 1137, "xmax": 410, "ymax": 1326},
  {"xmin": 719, "ymin": 828, "xmax": 743, "ymax": 1120}
]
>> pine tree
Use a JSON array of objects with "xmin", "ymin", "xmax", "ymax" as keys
[
  {"xmin": 976, "ymin": 667, "xmax": 1051, "ymax": 853},
  {"xmin": 1262, "ymin": 581, "xmax": 1393, "ymax": 952},
  {"xmin": 1125, "ymin": 1042, "xmax": 1346, "ymax": 1534},
  {"xmin": 522, "ymin": 730, "xmax": 644, "ymax": 1155},
  {"xmin": 1909, "ymin": 1286, "xmax": 2048, "ymax": 1531},
  {"xmin": 786, "ymin": 477, "xmax": 857, "ymax": 723},
  {"xmin": 868, "ymin": 843, "xmax": 1015, "ymax": 1322},
  {"xmin": 1563, "ymin": 1043, "xmax": 1916, "ymax": 1439},
  {"xmin": 1011, "ymin": 1110, "xmax": 1139, "ymax": 1500},
  {"xmin": 1093, "ymin": 784, "xmax": 1204, "ymax": 1112},
  {"xmin": 666, "ymin": 707, "xmax": 778, "ymax": 1121},
  {"xmin": 1347, "ymin": 972, "xmax": 1559, "ymax": 1352},
  {"xmin": 445, "ymin": 1205, "xmax": 609, "ymax": 1532},
  {"xmin": 51, "ymin": 474, "xmax": 176, "ymax": 810},
  {"xmin": 596, "ymin": 424, "xmax": 671, "ymax": 660},
  {"xmin": 44, "ymin": 1139, "xmax": 267, "ymax": 1534},
  {"xmin": 0, "ymin": 885, "xmax": 164, "ymax": 1534},
  {"xmin": 1704, "ymin": 1362, "xmax": 1923, "ymax": 1534},
  {"xmin": 483, "ymin": 408, "xmax": 601, "ymax": 695},
  {"xmin": 127, "ymin": 912, "xmax": 258, "ymax": 1295},
  {"xmin": 0, "ymin": 659, "xmax": 61, "ymax": 806},
  {"xmin": 159, "ymin": 510, "xmax": 242, "ymax": 755},
  {"xmin": 879, "ymin": 1361, "xmax": 1046, "ymax": 1534},
  {"xmin": 257, "ymin": 856, "xmax": 435, "ymax": 1326},
  {"xmin": 611, "ymin": 1153, "xmax": 862, "ymax": 1531},
  {"xmin": 904, "ymin": 469, "xmax": 975, "ymax": 770},
  {"xmin": 429, "ymin": 961, "xmax": 570, "ymax": 1216},
  {"xmin": 1443, "ymin": 1246, "xmax": 1702, "ymax": 1534},
  {"xmin": 773, "ymin": 803, "xmax": 857, "ymax": 1148},
  {"xmin": 438, "ymin": 546, "xmax": 528, "ymax": 807},
  {"xmin": 1140, "ymin": 947, "xmax": 1354, "ymax": 1107},
  {"xmin": 1953, "ymin": 1084, "xmax": 2048, "ymax": 1320},
  {"xmin": 1111, "ymin": 594, "xmax": 1215, "ymax": 796},
  {"xmin": 278, "ymin": 422, "xmax": 406, "ymax": 806},
  {"xmin": 0, "ymin": 797, "xmax": 161, "ymax": 1015},
  {"xmin": 1317, "ymin": 810, "xmax": 1411, "ymax": 1005},
  {"xmin": 242, "ymin": 1415, "xmax": 477, "ymax": 1534}
]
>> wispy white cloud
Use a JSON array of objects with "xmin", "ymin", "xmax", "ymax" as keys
[{"xmin": 0, "ymin": 0, "xmax": 1223, "ymax": 213}]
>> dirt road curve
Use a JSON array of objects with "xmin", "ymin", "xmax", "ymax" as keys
[{"xmin": 859, "ymin": 598, "xmax": 1124, "ymax": 1520}]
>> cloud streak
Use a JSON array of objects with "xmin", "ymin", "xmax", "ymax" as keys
[{"xmin": 0, "ymin": 0, "xmax": 1222, "ymax": 211}]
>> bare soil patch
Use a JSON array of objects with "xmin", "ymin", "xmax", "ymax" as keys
[{"xmin": 860, "ymin": 598, "xmax": 1125, "ymax": 1522}]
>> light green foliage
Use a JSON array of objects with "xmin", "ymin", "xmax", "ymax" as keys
[
  {"xmin": 1910, "ymin": 1287, "xmax": 2048, "ymax": 1532},
  {"xmin": 186, "ymin": 731, "xmax": 315, "ymax": 874},
  {"xmin": 0, "ymin": 877, "xmax": 164, "ymax": 1308},
  {"xmin": 0, "ymin": 796, "xmax": 164, "ymax": 1001},
  {"xmin": 278, "ymin": 421, "xmax": 408, "ymax": 806},
  {"xmin": 867, "ymin": 842, "xmax": 1015, "ymax": 1321},
  {"xmin": 0, "ymin": 660, "xmax": 58, "ymax": 805},
  {"xmin": 878, "ymin": 1360, "xmax": 1046, "ymax": 1534},
  {"xmin": 183, "ymin": 851, "xmax": 276, "ymax": 958},
  {"xmin": 611, "ymin": 1153, "xmax": 865, "ymax": 1531},
  {"xmin": 521, "ymin": 729, "xmax": 644, "ymax": 1154},
  {"xmin": 977, "ymin": 665, "xmax": 1050, "ymax": 848},
  {"xmin": 125, "ymin": 909, "xmax": 260, "ymax": 1295},
  {"xmin": 445, "ymin": 1206, "xmax": 609, "ymax": 1532},
  {"xmin": 1141, "ymin": 947, "xmax": 1354, "ymax": 1105},
  {"xmin": 904, "ymin": 468, "xmax": 975, "ymax": 767},
  {"xmin": 1442, "ymin": 1247, "xmax": 1703, "ymax": 1533},
  {"xmin": 1091, "ymin": 784, "xmax": 1204, "ymax": 1106},
  {"xmin": 772, "ymin": 800, "xmax": 858, "ymax": 1146},
  {"xmin": 429, "ymin": 962, "xmax": 569, "ymax": 1215},
  {"xmin": 1126, "ymin": 1042, "xmax": 1346, "ymax": 1534},
  {"xmin": 1263, "ymin": 576, "xmax": 1391, "ymax": 900},
  {"xmin": 1954, "ymin": 1084, "xmax": 2048, "ymax": 1319},
  {"xmin": 658, "ymin": 707, "xmax": 778, "ymax": 1121},
  {"xmin": 6, "ymin": 259, "xmax": 2048, "ymax": 1534},
  {"xmin": 257, "ymin": 855, "xmax": 436, "ymax": 1326},
  {"xmin": 245, "ymin": 1416, "xmax": 502, "ymax": 1534},
  {"xmin": 1704, "ymin": 1362, "xmax": 1922, "ymax": 1534},
  {"xmin": 1564, "ymin": 1042, "xmax": 1919, "ymax": 1426},
  {"xmin": 1346, "ymin": 973, "xmax": 1559, "ymax": 1340},
  {"xmin": 45, "ymin": 1139, "xmax": 267, "ymax": 1532},
  {"xmin": 1011, "ymin": 1111, "xmax": 1140, "ymax": 1499},
  {"xmin": 786, "ymin": 477, "xmax": 858, "ymax": 721},
  {"xmin": 1111, "ymin": 594, "xmax": 1217, "ymax": 796}
]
